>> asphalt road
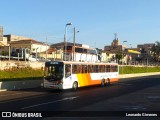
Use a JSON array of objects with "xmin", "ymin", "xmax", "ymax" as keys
[{"xmin": 0, "ymin": 75, "xmax": 160, "ymax": 119}]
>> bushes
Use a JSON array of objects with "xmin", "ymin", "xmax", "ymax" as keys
[
  {"xmin": 119, "ymin": 66, "xmax": 160, "ymax": 74},
  {"xmin": 0, "ymin": 67, "xmax": 43, "ymax": 81}
]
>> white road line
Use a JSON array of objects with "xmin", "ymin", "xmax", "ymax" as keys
[{"xmin": 21, "ymin": 96, "xmax": 79, "ymax": 110}]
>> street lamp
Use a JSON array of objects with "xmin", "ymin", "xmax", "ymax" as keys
[
  {"xmin": 9, "ymin": 42, "xmax": 11, "ymax": 61},
  {"xmin": 73, "ymin": 27, "xmax": 80, "ymax": 61},
  {"xmin": 122, "ymin": 40, "xmax": 127, "ymax": 74},
  {"xmin": 64, "ymin": 22, "xmax": 72, "ymax": 61},
  {"xmin": 64, "ymin": 23, "xmax": 72, "ymax": 45}
]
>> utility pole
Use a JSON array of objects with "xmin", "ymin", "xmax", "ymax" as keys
[
  {"xmin": 122, "ymin": 40, "xmax": 127, "ymax": 74},
  {"xmin": 0, "ymin": 26, "xmax": 3, "ymax": 41},
  {"xmin": 46, "ymin": 36, "xmax": 48, "ymax": 59},
  {"xmin": 73, "ymin": 27, "xmax": 79, "ymax": 61},
  {"xmin": 64, "ymin": 23, "xmax": 72, "ymax": 61},
  {"xmin": 73, "ymin": 27, "xmax": 76, "ymax": 61}
]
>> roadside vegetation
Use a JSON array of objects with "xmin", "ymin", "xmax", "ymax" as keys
[
  {"xmin": 119, "ymin": 66, "xmax": 160, "ymax": 74},
  {"xmin": 0, "ymin": 66, "xmax": 160, "ymax": 81},
  {"xmin": 1, "ymin": 41, "xmax": 160, "ymax": 81},
  {"xmin": 0, "ymin": 67, "xmax": 43, "ymax": 81}
]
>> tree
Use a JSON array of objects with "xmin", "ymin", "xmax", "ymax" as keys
[
  {"xmin": 115, "ymin": 53, "xmax": 122, "ymax": 63},
  {"xmin": 151, "ymin": 41, "xmax": 160, "ymax": 62}
]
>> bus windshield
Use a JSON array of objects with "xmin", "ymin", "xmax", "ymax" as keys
[{"xmin": 44, "ymin": 65, "xmax": 63, "ymax": 80}]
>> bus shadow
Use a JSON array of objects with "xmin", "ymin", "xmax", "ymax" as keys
[{"xmin": 56, "ymin": 84, "xmax": 116, "ymax": 93}]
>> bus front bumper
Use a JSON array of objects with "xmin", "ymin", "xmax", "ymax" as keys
[{"xmin": 43, "ymin": 83, "xmax": 63, "ymax": 89}]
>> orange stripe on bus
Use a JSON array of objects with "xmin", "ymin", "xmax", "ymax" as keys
[
  {"xmin": 76, "ymin": 74, "xmax": 119, "ymax": 87},
  {"xmin": 110, "ymin": 78, "xmax": 119, "ymax": 82}
]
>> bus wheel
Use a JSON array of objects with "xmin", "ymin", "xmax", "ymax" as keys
[
  {"xmin": 106, "ymin": 78, "xmax": 110, "ymax": 86},
  {"xmin": 101, "ymin": 79, "xmax": 106, "ymax": 86},
  {"xmin": 72, "ymin": 81, "xmax": 78, "ymax": 91}
]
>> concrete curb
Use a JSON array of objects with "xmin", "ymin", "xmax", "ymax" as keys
[
  {"xmin": 0, "ymin": 79, "xmax": 43, "ymax": 91},
  {"xmin": 119, "ymin": 72, "xmax": 160, "ymax": 78}
]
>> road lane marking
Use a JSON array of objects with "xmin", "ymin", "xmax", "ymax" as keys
[
  {"xmin": 21, "ymin": 96, "xmax": 79, "ymax": 110},
  {"xmin": 121, "ymin": 105, "xmax": 147, "ymax": 110}
]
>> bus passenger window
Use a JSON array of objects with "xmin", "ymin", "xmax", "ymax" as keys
[
  {"xmin": 110, "ymin": 65, "xmax": 115, "ymax": 72},
  {"xmin": 78, "ymin": 65, "xmax": 82, "ymax": 73},
  {"xmin": 95, "ymin": 65, "xmax": 99, "ymax": 73},
  {"xmin": 90, "ymin": 65, "xmax": 93, "ymax": 73},
  {"xmin": 65, "ymin": 64, "xmax": 71, "ymax": 77},
  {"xmin": 92, "ymin": 65, "xmax": 95, "ymax": 73},
  {"xmin": 115, "ymin": 66, "xmax": 118, "ymax": 72},
  {"xmin": 106, "ymin": 65, "xmax": 110, "ymax": 72},
  {"xmin": 112, "ymin": 65, "xmax": 118, "ymax": 72},
  {"xmin": 101, "ymin": 65, "xmax": 105, "ymax": 72},
  {"xmin": 82, "ymin": 65, "xmax": 87, "ymax": 73},
  {"xmin": 88, "ymin": 65, "xmax": 92, "ymax": 73},
  {"xmin": 73, "ymin": 65, "xmax": 78, "ymax": 74}
]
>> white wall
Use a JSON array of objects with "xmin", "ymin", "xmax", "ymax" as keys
[
  {"xmin": 101, "ymin": 52, "xmax": 116, "ymax": 62},
  {"xmin": 31, "ymin": 44, "xmax": 49, "ymax": 53},
  {"xmin": 1, "ymin": 37, "xmax": 8, "ymax": 46}
]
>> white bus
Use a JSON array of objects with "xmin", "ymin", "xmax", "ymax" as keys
[
  {"xmin": 63, "ymin": 45, "xmax": 100, "ymax": 62},
  {"xmin": 43, "ymin": 61, "xmax": 119, "ymax": 90}
]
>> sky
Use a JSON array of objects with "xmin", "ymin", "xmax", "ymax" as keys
[{"xmin": 0, "ymin": 0, "xmax": 160, "ymax": 49}]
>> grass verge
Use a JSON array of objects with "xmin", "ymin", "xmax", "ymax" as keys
[{"xmin": 0, "ymin": 67, "xmax": 43, "ymax": 81}]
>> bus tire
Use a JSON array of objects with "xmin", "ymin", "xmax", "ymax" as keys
[
  {"xmin": 101, "ymin": 79, "xmax": 106, "ymax": 86},
  {"xmin": 106, "ymin": 78, "xmax": 110, "ymax": 86},
  {"xmin": 72, "ymin": 81, "xmax": 78, "ymax": 91}
]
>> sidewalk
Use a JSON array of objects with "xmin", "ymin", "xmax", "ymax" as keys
[{"xmin": 119, "ymin": 72, "xmax": 160, "ymax": 78}]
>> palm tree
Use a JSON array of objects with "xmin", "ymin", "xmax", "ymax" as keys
[{"xmin": 151, "ymin": 41, "xmax": 160, "ymax": 62}]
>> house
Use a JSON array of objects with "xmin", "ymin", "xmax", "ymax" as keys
[
  {"xmin": 0, "ymin": 37, "xmax": 9, "ymax": 56},
  {"xmin": 103, "ymin": 37, "xmax": 140, "ymax": 64},
  {"xmin": 0, "ymin": 34, "xmax": 50, "ymax": 59},
  {"xmin": 10, "ymin": 39, "xmax": 49, "ymax": 58},
  {"xmin": 0, "ymin": 34, "xmax": 32, "ymax": 56}
]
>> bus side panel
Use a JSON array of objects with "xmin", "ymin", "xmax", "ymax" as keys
[
  {"xmin": 76, "ymin": 72, "xmax": 119, "ymax": 87},
  {"xmin": 86, "ymin": 74, "xmax": 101, "ymax": 85},
  {"xmin": 82, "ymin": 74, "xmax": 89, "ymax": 86},
  {"xmin": 90, "ymin": 72, "xmax": 119, "ymax": 83},
  {"xmin": 77, "ymin": 74, "xmax": 85, "ymax": 87},
  {"xmin": 76, "ymin": 74, "xmax": 101, "ymax": 87}
]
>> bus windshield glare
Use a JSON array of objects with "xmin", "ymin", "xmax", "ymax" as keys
[{"xmin": 44, "ymin": 65, "xmax": 63, "ymax": 80}]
